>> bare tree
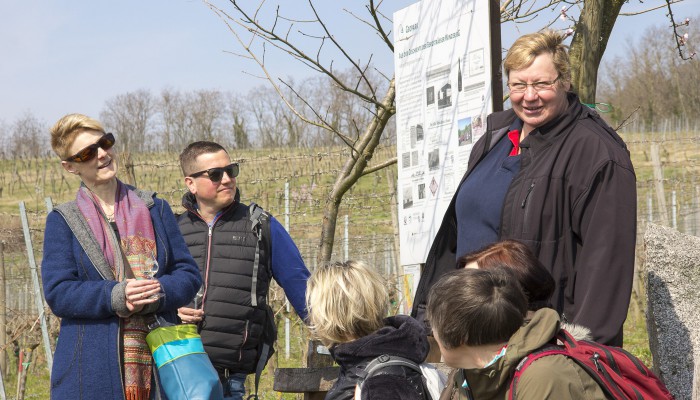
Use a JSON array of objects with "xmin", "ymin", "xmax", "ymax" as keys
[
  {"xmin": 205, "ymin": 0, "xmax": 397, "ymax": 262},
  {"xmin": 160, "ymin": 88, "xmax": 198, "ymax": 151},
  {"xmin": 100, "ymin": 89, "xmax": 155, "ymax": 153},
  {"xmin": 227, "ymin": 93, "xmax": 252, "ymax": 149},
  {"xmin": 189, "ymin": 89, "xmax": 226, "ymax": 143},
  {"xmin": 10, "ymin": 112, "xmax": 45, "ymax": 159},
  {"xmin": 100, "ymin": 89, "xmax": 155, "ymax": 185},
  {"xmin": 247, "ymin": 85, "xmax": 289, "ymax": 147}
]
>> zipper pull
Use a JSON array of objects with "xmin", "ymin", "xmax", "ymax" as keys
[
  {"xmin": 208, "ymin": 225, "xmax": 213, "ymax": 237},
  {"xmin": 593, "ymin": 353, "xmax": 603, "ymax": 372},
  {"xmin": 521, "ymin": 183, "xmax": 535, "ymax": 208}
]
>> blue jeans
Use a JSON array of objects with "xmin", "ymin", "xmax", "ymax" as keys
[{"xmin": 223, "ymin": 373, "xmax": 247, "ymax": 400}]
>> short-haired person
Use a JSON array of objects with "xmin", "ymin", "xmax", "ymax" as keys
[
  {"xmin": 176, "ymin": 141, "xmax": 310, "ymax": 399},
  {"xmin": 428, "ymin": 268, "xmax": 606, "ymax": 399},
  {"xmin": 306, "ymin": 260, "xmax": 430, "ymax": 400},
  {"xmin": 42, "ymin": 114, "xmax": 202, "ymax": 399},
  {"xmin": 413, "ymin": 30, "xmax": 637, "ymax": 346}
]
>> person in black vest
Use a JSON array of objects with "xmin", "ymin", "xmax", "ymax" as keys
[{"xmin": 176, "ymin": 141, "xmax": 310, "ymax": 400}]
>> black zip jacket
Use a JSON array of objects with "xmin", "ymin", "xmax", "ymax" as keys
[
  {"xmin": 412, "ymin": 93, "xmax": 637, "ymax": 346},
  {"xmin": 178, "ymin": 191, "xmax": 275, "ymax": 374}
]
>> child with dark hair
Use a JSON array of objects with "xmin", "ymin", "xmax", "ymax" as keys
[{"xmin": 427, "ymin": 267, "xmax": 606, "ymax": 399}]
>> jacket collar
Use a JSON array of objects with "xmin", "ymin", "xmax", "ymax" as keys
[
  {"xmin": 330, "ymin": 315, "xmax": 429, "ymax": 367},
  {"xmin": 519, "ymin": 92, "xmax": 585, "ymax": 154},
  {"xmin": 458, "ymin": 308, "xmax": 561, "ymax": 398},
  {"xmin": 181, "ymin": 188, "xmax": 241, "ymax": 217}
]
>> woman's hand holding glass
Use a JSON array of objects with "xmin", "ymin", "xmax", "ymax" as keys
[
  {"xmin": 125, "ymin": 279, "xmax": 161, "ymax": 312},
  {"xmin": 141, "ymin": 255, "xmax": 164, "ymax": 300}
]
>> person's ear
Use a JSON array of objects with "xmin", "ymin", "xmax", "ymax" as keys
[
  {"xmin": 61, "ymin": 161, "xmax": 78, "ymax": 175},
  {"xmin": 184, "ymin": 176, "xmax": 197, "ymax": 195}
]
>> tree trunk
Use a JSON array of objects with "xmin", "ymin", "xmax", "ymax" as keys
[
  {"xmin": 569, "ymin": 0, "xmax": 624, "ymax": 104},
  {"xmin": 317, "ymin": 80, "xmax": 396, "ymax": 263}
]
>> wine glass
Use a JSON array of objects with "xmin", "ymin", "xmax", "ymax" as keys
[
  {"xmin": 193, "ymin": 285, "xmax": 205, "ymax": 309},
  {"xmin": 144, "ymin": 254, "xmax": 164, "ymax": 299}
]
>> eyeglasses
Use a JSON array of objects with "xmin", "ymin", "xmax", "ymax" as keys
[
  {"xmin": 507, "ymin": 76, "xmax": 560, "ymax": 94},
  {"xmin": 63, "ymin": 133, "xmax": 116, "ymax": 162},
  {"xmin": 189, "ymin": 163, "xmax": 239, "ymax": 183}
]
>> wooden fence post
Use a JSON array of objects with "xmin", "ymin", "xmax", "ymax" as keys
[{"xmin": 650, "ymin": 143, "xmax": 669, "ymax": 226}]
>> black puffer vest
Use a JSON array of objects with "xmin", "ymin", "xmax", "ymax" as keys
[{"xmin": 178, "ymin": 191, "xmax": 275, "ymax": 374}]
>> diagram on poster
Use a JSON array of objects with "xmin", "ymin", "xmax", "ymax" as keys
[{"xmin": 394, "ymin": 0, "xmax": 494, "ymax": 267}]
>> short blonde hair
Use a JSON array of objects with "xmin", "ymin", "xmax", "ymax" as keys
[
  {"xmin": 503, "ymin": 30, "xmax": 571, "ymax": 84},
  {"xmin": 50, "ymin": 113, "xmax": 105, "ymax": 159},
  {"xmin": 305, "ymin": 260, "xmax": 388, "ymax": 347}
]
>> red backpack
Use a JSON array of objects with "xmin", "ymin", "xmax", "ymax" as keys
[{"xmin": 509, "ymin": 329, "xmax": 674, "ymax": 400}]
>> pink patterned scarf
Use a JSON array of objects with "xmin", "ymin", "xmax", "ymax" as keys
[{"xmin": 76, "ymin": 179, "xmax": 156, "ymax": 400}]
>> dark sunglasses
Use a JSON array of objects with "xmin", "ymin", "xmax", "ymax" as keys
[
  {"xmin": 63, "ymin": 133, "xmax": 116, "ymax": 162},
  {"xmin": 189, "ymin": 163, "xmax": 239, "ymax": 183}
]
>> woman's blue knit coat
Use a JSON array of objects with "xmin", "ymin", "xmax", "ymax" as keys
[{"xmin": 41, "ymin": 192, "xmax": 202, "ymax": 400}]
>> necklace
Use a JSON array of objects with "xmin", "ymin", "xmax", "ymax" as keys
[{"xmin": 102, "ymin": 205, "xmax": 115, "ymax": 222}]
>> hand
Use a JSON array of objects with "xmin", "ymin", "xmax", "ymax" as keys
[
  {"xmin": 178, "ymin": 307, "xmax": 204, "ymax": 324},
  {"xmin": 125, "ymin": 278, "xmax": 161, "ymax": 309}
]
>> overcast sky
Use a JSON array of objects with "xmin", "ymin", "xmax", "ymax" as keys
[{"xmin": 0, "ymin": 0, "xmax": 696, "ymax": 126}]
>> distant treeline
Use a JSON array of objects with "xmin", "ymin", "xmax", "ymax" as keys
[{"xmin": 0, "ymin": 68, "xmax": 395, "ymax": 159}]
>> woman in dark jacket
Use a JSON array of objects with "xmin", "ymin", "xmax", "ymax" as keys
[
  {"xmin": 306, "ymin": 260, "xmax": 431, "ymax": 400},
  {"xmin": 412, "ymin": 30, "xmax": 636, "ymax": 346},
  {"xmin": 42, "ymin": 113, "xmax": 202, "ymax": 399}
]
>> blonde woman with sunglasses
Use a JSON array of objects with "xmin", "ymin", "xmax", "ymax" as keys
[{"xmin": 41, "ymin": 113, "xmax": 202, "ymax": 400}]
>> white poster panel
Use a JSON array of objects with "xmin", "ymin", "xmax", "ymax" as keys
[{"xmin": 394, "ymin": 0, "xmax": 494, "ymax": 267}]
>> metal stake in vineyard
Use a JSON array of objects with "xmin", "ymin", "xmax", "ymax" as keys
[
  {"xmin": 18, "ymin": 201, "xmax": 53, "ymax": 376},
  {"xmin": 0, "ymin": 352, "xmax": 6, "ymax": 400}
]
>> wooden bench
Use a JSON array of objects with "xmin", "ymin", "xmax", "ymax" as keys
[{"xmin": 273, "ymin": 338, "xmax": 451, "ymax": 399}]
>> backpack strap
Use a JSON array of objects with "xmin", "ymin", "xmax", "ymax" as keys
[
  {"xmin": 509, "ymin": 345, "xmax": 566, "ymax": 400},
  {"xmin": 358, "ymin": 355, "xmax": 429, "ymax": 399},
  {"xmin": 248, "ymin": 202, "xmax": 267, "ymax": 307},
  {"xmin": 361, "ymin": 355, "xmax": 423, "ymax": 379}
]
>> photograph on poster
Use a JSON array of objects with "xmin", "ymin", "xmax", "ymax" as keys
[
  {"xmin": 472, "ymin": 114, "xmax": 485, "ymax": 138},
  {"xmin": 402, "ymin": 152, "xmax": 411, "ymax": 168},
  {"xmin": 403, "ymin": 186, "xmax": 414, "ymax": 209},
  {"xmin": 428, "ymin": 149, "xmax": 440, "ymax": 170},
  {"xmin": 410, "ymin": 125, "xmax": 417, "ymax": 147},
  {"xmin": 411, "ymin": 150, "xmax": 419, "ymax": 166},
  {"xmin": 426, "ymin": 65, "xmax": 450, "ymax": 111},
  {"xmin": 416, "ymin": 124, "xmax": 424, "ymax": 141},
  {"xmin": 457, "ymin": 117, "xmax": 473, "ymax": 146},
  {"xmin": 437, "ymin": 83, "xmax": 452, "ymax": 109},
  {"xmin": 469, "ymin": 48, "xmax": 485, "ymax": 76},
  {"xmin": 429, "ymin": 177, "xmax": 439, "ymax": 197},
  {"xmin": 426, "ymin": 86, "xmax": 435, "ymax": 105},
  {"xmin": 418, "ymin": 183, "xmax": 426, "ymax": 200}
]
